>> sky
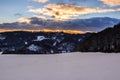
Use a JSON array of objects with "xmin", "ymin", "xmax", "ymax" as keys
[{"xmin": 0, "ymin": 0, "xmax": 120, "ymax": 33}]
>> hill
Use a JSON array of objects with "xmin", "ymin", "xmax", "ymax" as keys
[{"xmin": 79, "ymin": 23, "xmax": 120, "ymax": 52}]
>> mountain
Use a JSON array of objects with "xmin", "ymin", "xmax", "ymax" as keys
[
  {"xmin": 64, "ymin": 17, "xmax": 120, "ymax": 31},
  {"xmin": 0, "ymin": 17, "xmax": 120, "ymax": 32},
  {"xmin": 79, "ymin": 23, "xmax": 120, "ymax": 52},
  {"xmin": 1, "ymin": 22, "xmax": 120, "ymax": 54},
  {"xmin": 0, "ymin": 31, "xmax": 91, "ymax": 54}
]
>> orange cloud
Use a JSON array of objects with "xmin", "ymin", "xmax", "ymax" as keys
[
  {"xmin": 18, "ymin": 17, "xmax": 31, "ymax": 23},
  {"xmin": 33, "ymin": 0, "xmax": 49, "ymax": 3},
  {"xmin": 100, "ymin": 0, "xmax": 120, "ymax": 6},
  {"xmin": 45, "ymin": 4, "xmax": 97, "ymax": 20},
  {"xmin": 0, "ymin": 29, "xmax": 85, "ymax": 34},
  {"xmin": 28, "ymin": 4, "xmax": 120, "ymax": 20}
]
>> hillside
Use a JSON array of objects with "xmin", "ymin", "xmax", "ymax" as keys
[
  {"xmin": 1, "ymin": 23, "xmax": 120, "ymax": 54},
  {"xmin": 0, "ymin": 31, "xmax": 91, "ymax": 54},
  {"xmin": 79, "ymin": 23, "xmax": 120, "ymax": 52}
]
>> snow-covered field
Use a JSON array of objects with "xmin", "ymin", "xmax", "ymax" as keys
[{"xmin": 0, "ymin": 52, "xmax": 120, "ymax": 80}]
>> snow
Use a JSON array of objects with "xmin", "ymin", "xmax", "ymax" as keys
[
  {"xmin": 50, "ymin": 50, "xmax": 54, "ymax": 53},
  {"xmin": 53, "ymin": 41, "xmax": 57, "ymax": 46},
  {"xmin": 61, "ymin": 51, "xmax": 67, "ymax": 53},
  {"xmin": 0, "ymin": 51, "xmax": 3, "ymax": 54},
  {"xmin": 27, "ymin": 44, "xmax": 39, "ymax": 51},
  {"xmin": 52, "ymin": 36, "xmax": 56, "ymax": 40},
  {"xmin": 34, "ymin": 36, "xmax": 46, "ymax": 41},
  {"xmin": 0, "ymin": 52, "xmax": 120, "ymax": 80},
  {"xmin": 0, "ymin": 36, "xmax": 6, "ymax": 40},
  {"xmin": 9, "ymin": 48, "xmax": 15, "ymax": 51},
  {"xmin": 78, "ymin": 38, "xmax": 82, "ymax": 42},
  {"xmin": 25, "ymin": 42, "xmax": 28, "ymax": 45}
]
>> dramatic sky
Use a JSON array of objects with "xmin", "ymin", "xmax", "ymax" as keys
[{"xmin": 0, "ymin": 0, "xmax": 120, "ymax": 33}]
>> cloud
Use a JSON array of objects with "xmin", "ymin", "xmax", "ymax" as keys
[
  {"xmin": 0, "ymin": 18, "xmax": 86, "ymax": 34},
  {"xmin": 0, "ymin": 17, "xmax": 120, "ymax": 34},
  {"xmin": 0, "ymin": 22, "xmax": 34, "ymax": 30},
  {"xmin": 100, "ymin": 0, "xmax": 120, "ymax": 6},
  {"xmin": 18, "ymin": 17, "xmax": 31, "ymax": 24},
  {"xmin": 33, "ymin": 0, "xmax": 49, "ymax": 3},
  {"xmin": 4, "ymin": 17, "xmax": 119, "ymax": 32},
  {"xmin": 28, "ymin": 3, "xmax": 120, "ymax": 20}
]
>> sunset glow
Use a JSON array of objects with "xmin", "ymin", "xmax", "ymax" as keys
[
  {"xmin": 0, "ymin": 29, "xmax": 85, "ymax": 34},
  {"xmin": 0, "ymin": 0, "xmax": 120, "ymax": 33}
]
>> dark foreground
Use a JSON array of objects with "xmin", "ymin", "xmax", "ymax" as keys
[{"xmin": 0, "ymin": 23, "xmax": 120, "ymax": 54}]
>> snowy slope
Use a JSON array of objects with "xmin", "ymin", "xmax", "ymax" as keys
[{"xmin": 0, "ymin": 52, "xmax": 120, "ymax": 80}]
